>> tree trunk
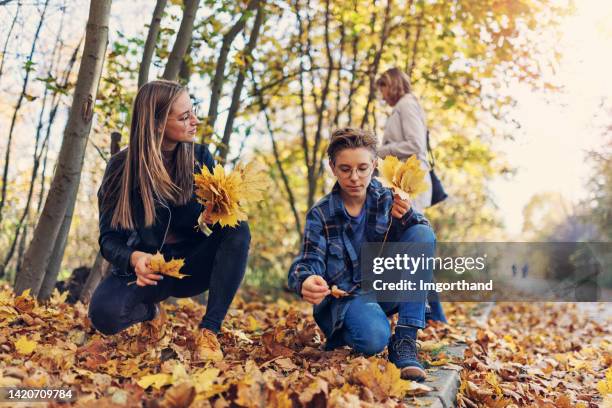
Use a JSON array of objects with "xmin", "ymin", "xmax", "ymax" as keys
[
  {"xmin": 204, "ymin": 0, "xmax": 260, "ymax": 143},
  {"xmin": 15, "ymin": 0, "xmax": 112, "ymax": 298},
  {"xmin": 217, "ymin": 3, "xmax": 265, "ymax": 162},
  {"xmin": 79, "ymin": 131, "xmax": 120, "ymax": 303},
  {"xmin": 34, "ymin": 41, "xmax": 83, "ymax": 219},
  {"xmin": 162, "ymin": 0, "xmax": 199, "ymax": 81},
  {"xmin": 138, "ymin": 0, "xmax": 167, "ymax": 87},
  {"xmin": 307, "ymin": 0, "xmax": 334, "ymax": 209},
  {"xmin": 38, "ymin": 195, "xmax": 77, "ymax": 300},
  {"xmin": 79, "ymin": 252, "xmax": 108, "ymax": 303},
  {"xmin": 0, "ymin": 0, "xmax": 50, "ymax": 225},
  {"xmin": 178, "ymin": 41, "xmax": 193, "ymax": 84}
]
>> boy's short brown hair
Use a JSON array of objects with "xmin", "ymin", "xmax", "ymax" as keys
[{"xmin": 327, "ymin": 127, "xmax": 377, "ymax": 164}]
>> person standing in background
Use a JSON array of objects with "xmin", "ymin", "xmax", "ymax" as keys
[
  {"xmin": 376, "ymin": 68, "xmax": 446, "ymax": 324},
  {"xmin": 376, "ymin": 67, "xmax": 432, "ymax": 213}
]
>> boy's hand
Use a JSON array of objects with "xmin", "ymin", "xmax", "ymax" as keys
[
  {"xmin": 301, "ymin": 275, "xmax": 331, "ymax": 305},
  {"xmin": 131, "ymin": 251, "xmax": 163, "ymax": 287},
  {"xmin": 391, "ymin": 193, "xmax": 411, "ymax": 219}
]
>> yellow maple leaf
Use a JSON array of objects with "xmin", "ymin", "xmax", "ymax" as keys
[
  {"xmin": 0, "ymin": 305, "xmax": 18, "ymax": 322},
  {"xmin": 137, "ymin": 373, "xmax": 172, "ymax": 390},
  {"xmin": 485, "ymin": 371, "xmax": 503, "ymax": 397},
  {"xmin": 14, "ymin": 335, "xmax": 37, "ymax": 355},
  {"xmin": 192, "ymin": 368, "xmax": 220, "ymax": 396},
  {"xmin": 597, "ymin": 367, "xmax": 612, "ymax": 395},
  {"xmin": 352, "ymin": 358, "xmax": 431, "ymax": 399},
  {"xmin": 194, "ymin": 161, "xmax": 270, "ymax": 231},
  {"xmin": 49, "ymin": 288, "xmax": 69, "ymax": 305},
  {"xmin": 377, "ymin": 155, "xmax": 428, "ymax": 200},
  {"xmin": 149, "ymin": 252, "xmax": 189, "ymax": 279},
  {"xmin": 245, "ymin": 315, "xmax": 261, "ymax": 332},
  {"xmin": 14, "ymin": 288, "xmax": 35, "ymax": 313}
]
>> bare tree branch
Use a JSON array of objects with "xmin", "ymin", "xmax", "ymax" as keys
[
  {"xmin": 361, "ymin": 0, "xmax": 393, "ymax": 128},
  {"xmin": 0, "ymin": 1, "xmax": 21, "ymax": 81},
  {"xmin": 250, "ymin": 70, "xmax": 303, "ymax": 239}
]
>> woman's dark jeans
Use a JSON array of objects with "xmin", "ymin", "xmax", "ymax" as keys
[{"xmin": 88, "ymin": 222, "xmax": 250, "ymax": 335}]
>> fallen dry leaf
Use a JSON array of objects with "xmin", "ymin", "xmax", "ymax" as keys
[
  {"xmin": 330, "ymin": 285, "xmax": 348, "ymax": 299},
  {"xmin": 149, "ymin": 252, "xmax": 189, "ymax": 279}
]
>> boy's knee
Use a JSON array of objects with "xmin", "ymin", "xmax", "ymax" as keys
[
  {"xmin": 353, "ymin": 323, "xmax": 391, "ymax": 355},
  {"xmin": 401, "ymin": 224, "xmax": 435, "ymax": 244}
]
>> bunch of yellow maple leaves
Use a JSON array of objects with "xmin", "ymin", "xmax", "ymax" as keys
[
  {"xmin": 194, "ymin": 162, "xmax": 269, "ymax": 235},
  {"xmin": 131, "ymin": 162, "xmax": 270, "ymax": 281},
  {"xmin": 377, "ymin": 155, "xmax": 428, "ymax": 200}
]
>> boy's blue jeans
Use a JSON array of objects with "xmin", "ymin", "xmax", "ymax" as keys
[{"xmin": 329, "ymin": 224, "xmax": 446, "ymax": 354}]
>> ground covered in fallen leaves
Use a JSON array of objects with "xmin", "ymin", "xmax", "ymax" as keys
[
  {"xmin": 458, "ymin": 303, "xmax": 611, "ymax": 408},
  {"xmin": 0, "ymin": 287, "xmax": 477, "ymax": 407},
  {"xmin": 0, "ymin": 287, "xmax": 610, "ymax": 407}
]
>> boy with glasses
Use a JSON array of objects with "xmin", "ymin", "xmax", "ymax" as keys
[{"xmin": 288, "ymin": 127, "xmax": 435, "ymax": 381}]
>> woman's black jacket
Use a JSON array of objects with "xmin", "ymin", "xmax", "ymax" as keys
[{"xmin": 97, "ymin": 143, "xmax": 214, "ymax": 278}]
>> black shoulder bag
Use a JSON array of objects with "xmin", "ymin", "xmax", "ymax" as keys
[{"xmin": 426, "ymin": 130, "xmax": 448, "ymax": 206}]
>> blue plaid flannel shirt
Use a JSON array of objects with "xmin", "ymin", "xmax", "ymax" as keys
[
  {"xmin": 288, "ymin": 178, "xmax": 429, "ymax": 296},
  {"xmin": 287, "ymin": 178, "xmax": 430, "ymax": 341}
]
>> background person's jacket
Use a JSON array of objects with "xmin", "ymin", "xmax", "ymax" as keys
[
  {"xmin": 378, "ymin": 93, "xmax": 429, "ymax": 167},
  {"xmin": 97, "ymin": 143, "xmax": 214, "ymax": 278}
]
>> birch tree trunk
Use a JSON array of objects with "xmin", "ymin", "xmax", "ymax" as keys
[{"xmin": 15, "ymin": 0, "xmax": 112, "ymax": 298}]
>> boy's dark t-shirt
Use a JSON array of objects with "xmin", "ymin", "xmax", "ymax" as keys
[{"xmin": 344, "ymin": 204, "xmax": 367, "ymax": 271}]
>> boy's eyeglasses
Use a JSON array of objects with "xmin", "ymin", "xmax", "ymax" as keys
[{"xmin": 336, "ymin": 165, "xmax": 374, "ymax": 179}]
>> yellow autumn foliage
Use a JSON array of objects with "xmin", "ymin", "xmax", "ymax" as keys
[
  {"xmin": 377, "ymin": 155, "xmax": 428, "ymax": 200},
  {"xmin": 597, "ymin": 367, "xmax": 612, "ymax": 395},
  {"xmin": 14, "ymin": 335, "xmax": 37, "ymax": 355},
  {"xmin": 194, "ymin": 162, "xmax": 269, "ymax": 230}
]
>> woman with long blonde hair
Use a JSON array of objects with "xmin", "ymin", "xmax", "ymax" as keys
[{"xmin": 88, "ymin": 80, "xmax": 250, "ymax": 361}]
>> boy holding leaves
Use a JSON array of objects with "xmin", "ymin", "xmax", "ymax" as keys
[{"xmin": 288, "ymin": 128, "xmax": 436, "ymax": 381}]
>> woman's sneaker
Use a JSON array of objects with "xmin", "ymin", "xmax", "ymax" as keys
[
  {"xmin": 388, "ymin": 335, "xmax": 426, "ymax": 381},
  {"xmin": 195, "ymin": 328, "xmax": 223, "ymax": 362},
  {"xmin": 140, "ymin": 303, "xmax": 167, "ymax": 341}
]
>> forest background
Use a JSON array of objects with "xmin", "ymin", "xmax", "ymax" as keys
[{"xmin": 0, "ymin": 0, "xmax": 610, "ymax": 301}]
